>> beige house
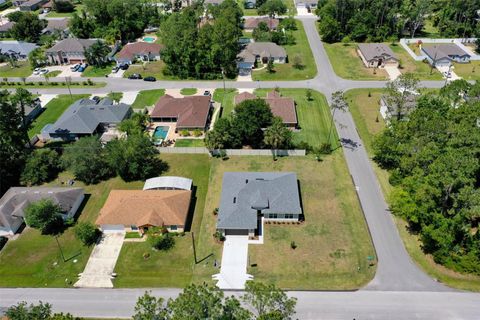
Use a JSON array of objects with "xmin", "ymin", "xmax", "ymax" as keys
[{"xmin": 357, "ymin": 43, "xmax": 399, "ymax": 68}]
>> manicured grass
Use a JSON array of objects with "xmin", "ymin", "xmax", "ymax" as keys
[
  {"xmin": 389, "ymin": 44, "xmax": 442, "ymax": 80},
  {"xmin": 174, "ymin": 139, "xmax": 205, "ymax": 147},
  {"xmin": 46, "ymin": 4, "xmax": 84, "ymax": 17},
  {"xmin": 346, "ymin": 88, "xmax": 480, "ymax": 291},
  {"xmin": 0, "ymin": 61, "xmax": 32, "ymax": 77},
  {"xmin": 323, "ymin": 43, "xmax": 389, "ymax": 80},
  {"xmin": 452, "ymin": 61, "xmax": 480, "ymax": 80},
  {"xmin": 194, "ymin": 155, "xmax": 376, "ymax": 289},
  {"xmin": 125, "ymin": 232, "xmax": 142, "ymax": 239},
  {"xmin": 28, "ymin": 94, "xmax": 90, "ymax": 138},
  {"xmin": 213, "ymin": 88, "xmax": 237, "ymax": 119},
  {"xmin": 252, "ymin": 21, "xmax": 316, "ymax": 81},
  {"xmin": 123, "ymin": 60, "xmax": 167, "ymax": 80},
  {"xmin": 47, "ymin": 70, "xmax": 62, "ymax": 77},
  {"xmin": 114, "ymin": 154, "xmax": 211, "ymax": 288},
  {"xmin": 82, "ymin": 63, "xmax": 114, "ymax": 77},
  {"xmin": 180, "ymin": 88, "xmax": 197, "ymax": 95},
  {"xmin": 255, "ymin": 89, "xmax": 339, "ymax": 149},
  {"xmin": 131, "ymin": 89, "xmax": 165, "ymax": 108}
]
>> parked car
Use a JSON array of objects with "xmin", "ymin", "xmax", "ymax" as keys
[
  {"xmin": 77, "ymin": 63, "xmax": 88, "ymax": 72},
  {"xmin": 70, "ymin": 64, "xmax": 80, "ymax": 71},
  {"xmin": 112, "ymin": 66, "xmax": 120, "ymax": 73},
  {"xmin": 128, "ymin": 73, "xmax": 142, "ymax": 79},
  {"xmin": 143, "ymin": 76, "xmax": 156, "ymax": 82},
  {"xmin": 33, "ymin": 68, "xmax": 41, "ymax": 75},
  {"xmin": 92, "ymin": 96, "xmax": 101, "ymax": 103},
  {"xmin": 119, "ymin": 64, "xmax": 129, "ymax": 70},
  {"xmin": 203, "ymin": 90, "xmax": 211, "ymax": 96},
  {"xmin": 39, "ymin": 69, "xmax": 49, "ymax": 75}
]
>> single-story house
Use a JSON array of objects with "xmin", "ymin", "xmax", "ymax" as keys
[
  {"xmin": 19, "ymin": 97, "xmax": 42, "ymax": 123},
  {"xmin": 421, "ymin": 44, "xmax": 471, "ymax": 67},
  {"xmin": 0, "ymin": 41, "xmax": 38, "ymax": 60},
  {"xmin": 19, "ymin": 0, "xmax": 48, "ymax": 11},
  {"xmin": 243, "ymin": 17, "xmax": 279, "ymax": 32},
  {"xmin": 0, "ymin": 187, "xmax": 84, "ymax": 237},
  {"xmin": 41, "ymin": 98, "xmax": 132, "ymax": 141},
  {"xmin": 45, "ymin": 38, "xmax": 97, "ymax": 65},
  {"xmin": 237, "ymin": 42, "xmax": 287, "ymax": 75},
  {"xmin": 217, "ymin": 172, "xmax": 302, "ymax": 237},
  {"xmin": 234, "ymin": 91, "xmax": 298, "ymax": 128},
  {"xmin": 204, "ymin": 0, "xmax": 224, "ymax": 5},
  {"xmin": 150, "ymin": 95, "xmax": 213, "ymax": 132},
  {"xmin": 143, "ymin": 176, "xmax": 193, "ymax": 191},
  {"xmin": 95, "ymin": 189, "xmax": 192, "ymax": 234},
  {"xmin": 357, "ymin": 43, "xmax": 399, "ymax": 68},
  {"xmin": 42, "ymin": 18, "xmax": 70, "ymax": 39},
  {"xmin": 115, "ymin": 42, "xmax": 163, "ymax": 65},
  {"xmin": 295, "ymin": 0, "xmax": 317, "ymax": 9},
  {"xmin": 0, "ymin": 22, "xmax": 15, "ymax": 36},
  {"xmin": 380, "ymin": 93, "xmax": 417, "ymax": 120}
]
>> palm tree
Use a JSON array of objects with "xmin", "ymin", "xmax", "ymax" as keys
[
  {"xmin": 264, "ymin": 117, "xmax": 292, "ymax": 160},
  {"xmin": 327, "ymin": 91, "xmax": 348, "ymax": 149},
  {"xmin": 85, "ymin": 41, "xmax": 111, "ymax": 68}
]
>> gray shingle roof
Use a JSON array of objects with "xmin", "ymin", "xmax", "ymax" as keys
[
  {"xmin": 217, "ymin": 172, "xmax": 302, "ymax": 230},
  {"xmin": 0, "ymin": 41, "xmax": 38, "ymax": 57},
  {"xmin": 357, "ymin": 43, "xmax": 397, "ymax": 62},
  {"xmin": 45, "ymin": 98, "xmax": 131, "ymax": 135},
  {"xmin": 237, "ymin": 42, "xmax": 287, "ymax": 63},
  {"xmin": 46, "ymin": 38, "xmax": 96, "ymax": 53},
  {"xmin": 422, "ymin": 44, "xmax": 470, "ymax": 61},
  {"xmin": 0, "ymin": 187, "xmax": 84, "ymax": 230}
]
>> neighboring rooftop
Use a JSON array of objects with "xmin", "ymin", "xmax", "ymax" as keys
[
  {"xmin": 217, "ymin": 172, "xmax": 302, "ymax": 230},
  {"xmin": 357, "ymin": 43, "xmax": 397, "ymax": 61},
  {"xmin": 150, "ymin": 95, "xmax": 211, "ymax": 129},
  {"xmin": 143, "ymin": 176, "xmax": 193, "ymax": 191},
  {"xmin": 0, "ymin": 21, "xmax": 15, "ymax": 33},
  {"xmin": 117, "ymin": 42, "xmax": 164, "ymax": 61},
  {"xmin": 43, "ymin": 18, "xmax": 69, "ymax": 33},
  {"xmin": 0, "ymin": 40, "xmax": 38, "ymax": 56},
  {"xmin": 244, "ymin": 17, "xmax": 279, "ymax": 30},
  {"xmin": 46, "ymin": 38, "xmax": 97, "ymax": 53},
  {"xmin": 95, "ymin": 190, "xmax": 192, "ymax": 228},
  {"xmin": 237, "ymin": 42, "xmax": 287, "ymax": 63},
  {"xmin": 422, "ymin": 43, "xmax": 470, "ymax": 61}
]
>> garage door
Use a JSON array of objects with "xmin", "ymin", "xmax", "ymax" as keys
[
  {"xmin": 226, "ymin": 229, "xmax": 248, "ymax": 236},
  {"xmin": 100, "ymin": 224, "xmax": 125, "ymax": 233}
]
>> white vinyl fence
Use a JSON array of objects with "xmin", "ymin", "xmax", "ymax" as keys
[{"xmin": 157, "ymin": 147, "xmax": 306, "ymax": 156}]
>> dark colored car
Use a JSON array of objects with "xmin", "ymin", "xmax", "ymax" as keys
[
  {"xmin": 128, "ymin": 73, "xmax": 142, "ymax": 79},
  {"xmin": 92, "ymin": 96, "xmax": 101, "ymax": 103},
  {"xmin": 203, "ymin": 90, "xmax": 211, "ymax": 96},
  {"xmin": 143, "ymin": 76, "xmax": 156, "ymax": 82},
  {"xmin": 120, "ymin": 64, "xmax": 129, "ymax": 70},
  {"xmin": 112, "ymin": 66, "xmax": 120, "ymax": 73}
]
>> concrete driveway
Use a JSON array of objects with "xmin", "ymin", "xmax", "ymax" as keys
[
  {"xmin": 213, "ymin": 235, "xmax": 252, "ymax": 289},
  {"xmin": 120, "ymin": 91, "xmax": 139, "ymax": 105},
  {"xmin": 74, "ymin": 231, "xmax": 125, "ymax": 288},
  {"xmin": 384, "ymin": 65, "xmax": 401, "ymax": 80},
  {"xmin": 436, "ymin": 65, "xmax": 461, "ymax": 81}
]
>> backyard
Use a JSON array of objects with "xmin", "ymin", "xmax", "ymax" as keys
[
  {"xmin": 0, "ymin": 61, "xmax": 32, "ymax": 78},
  {"xmin": 213, "ymin": 88, "xmax": 237, "ymax": 119},
  {"xmin": 345, "ymin": 88, "xmax": 480, "ymax": 291},
  {"xmin": 131, "ymin": 89, "xmax": 165, "ymax": 109},
  {"xmin": 174, "ymin": 139, "xmax": 205, "ymax": 147},
  {"xmin": 28, "ymin": 94, "xmax": 90, "ymax": 138},
  {"xmin": 252, "ymin": 21, "xmax": 316, "ymax": 81}
]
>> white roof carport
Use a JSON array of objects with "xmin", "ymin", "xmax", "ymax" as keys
[{"xmin": 143, "ymin": 176, "xmax": 192, "ymax": 191}]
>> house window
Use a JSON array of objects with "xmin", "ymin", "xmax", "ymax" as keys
[
  {"xmin": 131, "ymin": 225, "xmax": 138, "ymax": 231},
  {"xmin": 170, "ymin": 225, "xmax": 177, "ymax": 231},
  {"xmin": 285, "ymin": 214, "xmax": 294, "ymax": 219},
  {"xmin": 270, "ymin": 214, "xmax": 278, "ymax": 219}
]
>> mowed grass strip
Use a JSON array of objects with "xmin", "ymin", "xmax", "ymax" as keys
[
  {"xmin": 28, "ymin": 94, "xmax": 90, "ymax": 138},
  {"xmin": 0, "ymin": 61, "xmax": 32, "ymax": 77},
  {"xmin": 180, "ymin": 88, "xmax": 197, "ymax": 95},
  {"xmin": 213, "ymin": 88, "xmax": 237, "ymax": 119},
  {"xmin": 452, "ymin": 61, "xmax": 480, "ymax": 81},
  {"xmin": 252, "ymin": 21, "xmax": 316, "ymax": 81},
  {"xmin": 174, "ymin": 139, "xmax": 205, "ymax": 147},
  {"xmin": 132, "ymin": 89, "xmax": 165, "ymax": 109}
]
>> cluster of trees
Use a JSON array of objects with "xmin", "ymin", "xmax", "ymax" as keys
[
  {"xmin": 69, "ymin": 0, "xmax": 163, "ymax": 44},
  {"xmin": 53, "ymin": 0, "xmax": 75, "ymax": 13},
  {"xmin": 160, "ymin": 0, "xmax": 242, "ymax": 79},
  {"xmin": 373, "ymin": 79, "xmax": 480, "ymax": 274},
  {"xmin": 252, "ymin": 18, "xmax": 297, "ymax": 46},
  {"xmin": 257, "ymin": 0, "xmax": 287, "ymax": 18},
  {"xmin": 6, "ymin": 11, "xmax": 45, "ymax": 43},
  {"xmin": 24, "ymin": 199, "xmax": 65, "ymax": 235},
  {"xmin": 317, "ymin": 0, "xmax": 480, "ymax": 43},
  {"xmin": 205, "ymin": 98, "xmax": 292, "ymax": 151},
  {"xmin": 6, "ymin": 282, "xmax": 296, "ymax": 320}
]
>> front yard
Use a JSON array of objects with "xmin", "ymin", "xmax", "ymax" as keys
[
  {"xmin": 252, "ymin": 21, "xmax": 316, "ymax": 81},
  {"xmin": 131, "ymin": 89, "xmax": 165, "ymax": 109},
  {"xmin": 389, "ymin": 44, "xmax": 442, "ymax": 80},
  {"xmin": 123, "ymin": 60, "xmax": 168, "ymax": 80},
  {"xmin": 82, "ymin": 62, "xmax": 115, "ymax": 78},
  {"xmin": 0, "ymin": 61, "xmax": 32, "ymax": 78},
  {"xmin": 452, "ymin": 61, "xmax": 480, "ymax": 80}
]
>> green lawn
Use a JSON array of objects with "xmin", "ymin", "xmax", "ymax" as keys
[
  {"xmin": 346, "ymin": 88, "xmax": 480, "ymax": 291},
  {"xmin": 2, "ymin": 81, "xmax": 106, "ymax": 88},
  {"xmin": 213, "ymin": 88, "xmax": 237, "ymax": 119},
  {"xmin": 46, "ymin": 4, "xmax": 84, "ymax": 17},
  {"xmin": 114, "ymin": 154, "xmax": 211, "ymax": 287},
  {"xmin": 131, "ymin": 89, "xmax": 165, "ymax": 109},
  {"xmin": 174, "ymin": 139, "xmax": 205, "ymax": 147},
  {"xmin": 323, "ymin": 43, "xmax": 389, "ymax": 80},
  {"xmin": 389, "ymin": 44, "xmax": 442, "ymax": 80},
  {"xmin": 180, "ymin": 88, "xmax": 197, "ymax": 95},
  {"xmin": 252, "ymin": 21, "xmax": 316, "ymax": 81},
  {"xmin": 194, "ymin": 155, "xmax": 376, "ymax": 289},
  {"xmin": 452, "ymin": 61, "xmax": 480, "ymax": 80},
  {"xmin": 255, "ymin": 89, "xmax": 338, "ymax": 149},
  {"xmin": 48, "ymin": 70, "xmax": 62, "ymax": 77},
  {"xmin": 124, "ymin": 60, "xmax": 168, "ymax": 80},
  {"xmin": 82, "ymin": 63, "xmax": 114, "ymax": 77},
  {"xmin": 0, "ymin": 61, "xmax": 32, "ymax": 77},
  {"xmin": 28, "ymin": 94, "xmax": 90, "ymax": 138}
]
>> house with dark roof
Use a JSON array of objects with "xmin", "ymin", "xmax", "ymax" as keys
[
  {"xmin": 234, "ymin": 91, "xmax": 297, "ymax": 128},
  {"xmin": 0, "ymin": 187, "xmax": 84, "ymax": 237},
  {"xmin": 357, "ymin": 43, "xmax": 399, "ymax": 68},
  {"xmin": 19, "ymin": 0, "xmax": 48, "ymax": 11},
  {"xmin": 237, "ymin": 42, "xmax": 287, "ymax": 75},
  {"xmin": 421, "ymin": 44, "xmax": 471, "ymax": 67},
  {"xmin": 216, "ymin": 172, "xmax": 302, "ymax": 237},
  {"xmin": 42, "ymin": 18, "xmax": 70, "ymax": 39},
  {"xmin": 45, "ymin": 38, "xmax": 98, "ymax": 65},
  {"xmin": 115, "ymin": 42, "xmax": 163, "ymax": 65},
  {"xmin": 150, "ymin": 95, "xmax": 213, "ymax": 132},
  {"xmin": 41, "ymin": 98, "xmax": 132, "ymax": 141},
  {"xmin": 0, "ymin": 41, "xmax": 38, "ymax": 60},
  {"xmin": 243, "ymin": 17, "xmax": 279, "ymax": 32}
]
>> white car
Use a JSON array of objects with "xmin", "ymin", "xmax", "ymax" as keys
[
  {"xmin": 39, "ymin": 69, "xmax": 49, "ymax": 75},
  {"xmin": 70, "ymin": 63, "xmax": 80, "ymax": 71},
  {"xmin": 33, "ymin": 68, "xmax": 41, "ymax": 75}
]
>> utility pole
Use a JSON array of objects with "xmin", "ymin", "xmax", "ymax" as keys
[
  {"xmin": 55, "ymin": 236, "xmax": 66, "ymax": 262},
  {"xmin": 65, "ymin": 77, "xmax": 72, "ymax": 99}
]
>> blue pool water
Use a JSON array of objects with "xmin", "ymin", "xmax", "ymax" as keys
[
  {"xmin": 143, "ymin": 37, "xmax": 155, "ymax": 43},
  {"xmin": 153, "ymin": 126, "xmax": 169, "ymax": 140}
]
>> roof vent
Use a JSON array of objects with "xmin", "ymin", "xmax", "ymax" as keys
[
  {"xmin": 245, "ymin": 179, "xmax": 249, "ymax": 183},
  {"xmin": 233, "ymin": 197, "xmax": 236, "ymax": 203}
]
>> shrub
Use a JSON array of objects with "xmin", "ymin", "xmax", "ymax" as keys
[
  {"xmin": 143, "ymin": 252, "xmax": 150, "ymax": 259},
  {"xmin": 82, "ymin": 81, "xmax": 88, "ymax": 85},
  {"xmin": 295, "ymin": 141, "xmax": 313, "ymax": 153},
  {"xmin": 290, "ymin": 241, "xmax": 297, "ymax": 249},
  {"xmin": 213, "ymin": 230, "xmax": 225, "ymax": 242},
  {"xmin": 87, "ymin": 79, "xmax": 94, "ymax": 85},
  {"xmin": 318, "ymin": 142, "xmax": 332, "ymax": 154},
  {"xmin": 74, "ymin": 222, "xmax": 101, "ymax": 246},
  {"xmin": 24, "ymin": 199, "xmax": 63, "ymax": 235},
  {"xmin": 213, "ymin": 208, "xmax": 219, "ymax": 215},
  {"xmin": 193, "ymin": 129, "xmax": 202, "ymax": 137},
  {"xmin": 149, "ymin": 233, "xmax": 175, "ymax": 251},
  {"xmin": 180, "ymin": 129, "xmax": 190, "ymax": 137}
]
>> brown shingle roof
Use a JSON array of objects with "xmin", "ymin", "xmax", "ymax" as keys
[
  {"xmin": 117, "ymin": 42, "xmax": 164, "ymax": 61},
  {"xmin": 150, "ymin": 95, "xmax": 211, "ymax": 129},
  {"xmin": 244, "ymin": 17, "xmax": 279, "ymax": 30},
  {"xmin": 357, "ymin": 43, "xmax": 397, "ymax": 62},
  {"xmin": 95, "ymin": 190, "xmax": 191, "ymax": 227},
  {"xmin": 234, "ymin": 91, "xmax": 297, "ymax": 125}
]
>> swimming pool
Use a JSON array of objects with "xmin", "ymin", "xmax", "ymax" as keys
[
  {"xmin": 143, "ymin": 37, "xmax": 156, "ymax": 43},
  {"xmin": 153, "ymin": 126, "xmax": 169, "ymax": 140}
]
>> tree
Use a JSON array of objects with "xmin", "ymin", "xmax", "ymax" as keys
[
  {"xmin": 401, "ymin": 0, "xmax": 431, "ymax": 38},
  {"xmin": 205, "ymin": 117, "xmax": 241, "ymax": 150},
  {"xmin": 475, "ymin": 38, "xmax": 480, "ymax": 54},
  {"xmin": 53, "ymin": 0, "xmax": 75, "ymax": 13},
  {"xmin": 21, "ymin": 149, "xmax": 61, "ymax": 186},
  {"xmin": 24, "ymin": 199, "xmax": 64, "ymax": 235},
  {"xmin": 257, "ymin": 0, "xmax": 287, "ymax": 18},
  {"xmin": 264, "ymin": 117, "xmax": 293, "ymax": 159},
  {"xmin": 6, "ymin": 301, "xmax": 52, "ymax": 320},
  {"xmin": 233, "ymin": 99, "xmax": 273, "ymax": 147},
  {"xmin": 149, "ymin": 232, "xmax": 175, "ymax": 251},
  {"xmin": 107, "ymin": 92, "xmax": 123, "ymax": 104},
  {"xmin": 62, "ymin": 136, "xmax": 113, "ymax": 184},
  {"xmin": 106, "ymin": 135, "xmax": 165, "ymax": 181},
  {"xmin": 11, "ymin": 88, "xmax": 34, "ymax": 136},
  {"xmin": 29, "ymin": 47, "xmax": 48, "ymax": 70},
  {"xmin": 266, "ymin": 59, "xmax": 274, "ymax": 73},
  {"xmin": 118, "ymin": 112, "xmax": 149, "ymax": 136},
  {"xmin": 384, "ymin": 73, "xmax": 420, "ymax": 121},
  {"xmin": 243, "ymin": 282, "xmax": 297, "ymax": 320},
  {"xmin": 292, "ymin": 55, "xmax": 303, "ymax": 70},
  {"xmin": 69, "ymin": 10, "xmax": 95, "ymax": 39},
  {"xmin": 84, "ymin": 40, "xmax": 110, "ymax": 67},
  {"xmin": 252, "ymin": 21, "xmax": 272, "ymax": 42},
  {"xmin": 74, "ymin": 221, "xmax": 100, "ymax": 246},
  {"xmin": 305, "ymin": 89, "xmax": 313, "ymax": 101},
  {"xmin": 327, "ymin": 90, "xmax": 348, "ymax": 148},
  {"xmin": 9, "ymin": 12, "xmax": 44, "ymax": 43},
  {"xmin": 133, "ymin": 291, "xmax": 166, "ymax": 320}
]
